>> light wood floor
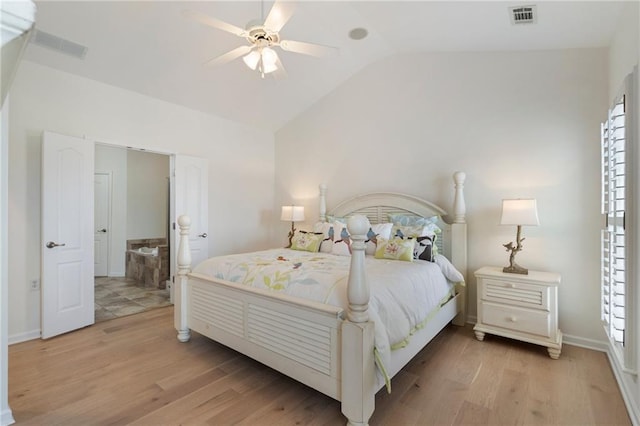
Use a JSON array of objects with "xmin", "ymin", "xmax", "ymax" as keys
[{"xmin": 9, "ymin": 306, "xmax": 630, "ymax": 425}]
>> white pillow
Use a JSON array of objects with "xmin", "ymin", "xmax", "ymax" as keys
[
  {"xmin": 331, "ymin": 222, "xmax": 352, "ymax": 256},
  {"xmin": 313, "ymin": 221, "xmax": 338, "ymax": 253},
  {"xmin": 434, "ymin": 254, "xmax": 464, "ymax": 283}
]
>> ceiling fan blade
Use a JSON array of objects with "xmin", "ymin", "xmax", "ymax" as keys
[
  {"xmin": 182, "ymin": 10, "xmax": 247, "ymax": 37},
  {"xmin": 263, "ymin": 1, "xmax": 295, "ymax": 33},
  {"xmin": 279, "ymin": 40, "xmax": 338, "ymax": 58},
  {"xmin": 203, "ymin": 45, "xmax": 253, "ymax": 67}
]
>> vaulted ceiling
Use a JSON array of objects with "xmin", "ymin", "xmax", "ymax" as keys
[{"xmin": 23, "ymin": 1, "xmax": 626, "ymax": 131}]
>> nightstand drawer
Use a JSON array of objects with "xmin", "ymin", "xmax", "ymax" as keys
[
  {"xmin": 482, "ymin": 278, "xmax": 550, "ymax": 310},
  {"xmin": 482, "ymin": 302, "xmax": 551, "ymax": 337}
]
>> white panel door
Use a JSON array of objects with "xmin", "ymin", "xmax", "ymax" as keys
[
  {"xmin": 174, "ymin": 155, "xmax": 209, "ymax": 269},
  {"xmin": 94, "ymin": 173, "xmax": 110, "ymax": 277},
  {"xmin": 42, "ymin": 131, "xmax": 94, "ymax": 339}
]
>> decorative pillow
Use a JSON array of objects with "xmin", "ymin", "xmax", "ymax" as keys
[
  {"xmin": 313, "ymin": 221, "xmax": 337, "ymax": 253},
  {"xmin": 290, "ymin": 230, "xmax": 323, "ymax": 252},
  {"xmin": 388, "ymin": 214, "xmax": 438, "ymax": 226},
  {"xmin": 391, "ymin": 224, "xmax": 426, "ymax": 239},
  {"xmin": 414, "ymin": 235, "xmax": 435, "ymax": 262},
  {"xmin": 365, "ymin": 223, "xmax": 393, "ymax": 256},
  {"xmin": 392, "ymin": 222, "xmax": 443, "ymax": 238},
  {"xmin": 374, "ymin": 237, "xmax": 415, "ymax": 262},
  {"xmin": 331, "ymin": 222, "xmax": 352, "ymax": 256}
]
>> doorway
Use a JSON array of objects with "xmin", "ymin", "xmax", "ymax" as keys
[
  {"xmin": 41, "ymin": 130, "xmax": 209, "ymax": 338},
  {"xmin": 93, "ymin": 145, "xmax": 171, "ymax": 322}
]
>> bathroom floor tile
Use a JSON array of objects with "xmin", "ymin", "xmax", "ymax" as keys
[{"xmin": 95, "ymin": 276, "xmax": 170, "ymax": 323}]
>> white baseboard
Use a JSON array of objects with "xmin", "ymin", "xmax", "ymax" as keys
[
  {"xmin": 8, "ymin": 329, "xmax": 40, "ymax": 345},
  {"xmin": 606, "ymin": 347, "xmax": 640, "ymax": 426},
  {"xmin": 562, "ymin": 333, "xmax": 608, "ymax": 352},
  {"xmin": 1, "ymin": 407, "xmax": 15, "ymax": 426},
  {"xmin": 466, "ymin": 317, "xmax": 609, "ymax": 352}
]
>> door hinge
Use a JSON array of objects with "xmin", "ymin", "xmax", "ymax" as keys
[
  {"xmin": 172, "ymin": 275, "xmax": 175, "ymax": 283},
  {"xmin": 172, "ymin": 222, "xmax": 176, "ymax": 230}
]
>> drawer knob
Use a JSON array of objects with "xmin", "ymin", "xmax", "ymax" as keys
[
  {"xmin": 509, "ymin": 316, "xmax": 518, "ymax": 322},
  {"xmin": 508, "ymin": 283, "xmax": 516, "ymax": 288}
]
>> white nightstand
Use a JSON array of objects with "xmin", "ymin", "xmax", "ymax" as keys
[{"xmin": 474, "ymin": 266, "xmax": 562, "ymax": 359}]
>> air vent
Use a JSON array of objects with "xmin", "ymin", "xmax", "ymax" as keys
[
  {"xmin": 30, "ymin": 29, "xmax": 88, "ymax": 59},
  {"xmin": 509, "ymin": 5, "xmax": 537, "ymax": 24}
]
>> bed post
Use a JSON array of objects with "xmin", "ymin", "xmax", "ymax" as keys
[
  {"xmin": 342, "ymin": 215, "xmax": 375, "ymax": 426},
  {"xmin": 451, "ymin": 171, "xmax": 467, "ymax": 326},
  {"xmin": 175, "ymin": 215, "xmax": 192, "ymax": 342},
  {"xmin": 319, "ymin": 184, "xmax": 327, "ymax": 222}
]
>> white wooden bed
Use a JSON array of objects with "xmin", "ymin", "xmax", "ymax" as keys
[{"xmin": 174, "ymin": 172, "xmax": 467, "ymax": 426}]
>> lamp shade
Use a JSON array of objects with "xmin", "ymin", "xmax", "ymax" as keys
[
  {"xmin": 242, "ymin": 50, "xmax": 261, "ymax": 70},
  {"xmin": 243, "ymin": 47, "xmax": 279, "ymax": 74},
  {"xmin": 500, "ymin": 199, "xmax": 539, "ymax": 226},
  {"xmin": 280, "ymin": 205, "xmax": 305, "ymax": 222}
]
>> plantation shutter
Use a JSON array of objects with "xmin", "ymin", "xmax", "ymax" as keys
[
  {"xmin": 601, "ymin": 96, "xmax": 626, "ymax": 345},
  {"xmin": 601, "ymin": 67, "xmax": 637, "ymax": 374}
]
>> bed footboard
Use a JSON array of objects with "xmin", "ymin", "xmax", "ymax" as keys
[
  {"xmin": 187, "ymin": 273, "xmax": 344, "ymax": 398},
  {"xmin": 175, "ymin": 215, "xmax": 378, "ymax": 425}
]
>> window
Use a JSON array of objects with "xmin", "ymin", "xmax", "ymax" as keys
[{"xmin": 601, "ymin": 69, "xmax": 637, "ymax": 374}]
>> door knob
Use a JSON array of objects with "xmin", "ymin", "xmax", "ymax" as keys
[
  {"xmin": 46, "ymin": 241, "xmax": 66, "ymax": 249},
  {"xmin": 198, "ymin": 233, "xmax": 208, "ymax": 238},
  {"xmin": 98, "ymin": 229, "xmax": 107, "ymax": 233}
]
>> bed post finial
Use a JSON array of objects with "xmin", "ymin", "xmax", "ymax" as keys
[
  {"xmin": 451, "ymin": 172, "xmax": 468, "ymax": 326},
  {"xmin": 319, "ymin": 184, "xmax": 327, "ymax": 222},
  {"xmin": 453, "ymin": 171, "xmax": 466, "ymax": 224},
  {"xmin": 175, "ymin": 215, "xmax": 192, "ymax": 343}
]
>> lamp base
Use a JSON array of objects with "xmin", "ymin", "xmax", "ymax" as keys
[
  {"xmin": 285, "ymin": 223, "xmax": 295, "ymax": 248},
  {"xmin": 503, "ymin": 264, "xmax": 529, "ymax": 275}
]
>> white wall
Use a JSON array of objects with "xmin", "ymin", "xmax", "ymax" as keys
[
  {"xmin": 126, "ymin": 149, "xmax": 169, "ymax": 240},
  {"xmin": 7, "ymin": 61, "xmax": 275, "ymax": 340},
  {"xmin": 608, "ymin": 1, "xmax": 639, "ymax": 101},
  {"xmin": 606, "ymin": 2, "xmax": 640, "ymax": 424},
  {"xmin": 275, "ymin": 48, "xmax": 608, "ymax": 345},
  {"xmin": 95, "ymin": 144, "xmax": 127, "ymax": 276}
]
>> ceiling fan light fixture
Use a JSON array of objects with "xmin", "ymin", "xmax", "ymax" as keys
[
  {"xmin": 242, "ymin": 50, "xmax": 261, "ymax": 70},
  {"xmin": 262, "ymin": 60, "xmax": 278, "ymax": 74},
  {"xmin": 243, "ymin": 47, "xmax": 279, "ymax": 75},
  {"xmin": 261, "ymin": 47, "xmax": 278, "ymax": 67}
]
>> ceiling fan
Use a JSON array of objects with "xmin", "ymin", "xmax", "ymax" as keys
[{"xmin": 183, "ymin": 1, "xmax": 337, "ymax": 78}]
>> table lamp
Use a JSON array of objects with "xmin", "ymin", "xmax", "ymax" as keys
[
  {"xmin": 281, "ymin": 205, "xmax": 305, "ymax": 248},
  {"xmin": 500, "ymin": 199, "xmax": 539, "ymax": 275}
]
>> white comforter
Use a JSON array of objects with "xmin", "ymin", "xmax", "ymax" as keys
[{"xmin": 192, "ymin": 248, "xmax": 460, "ymax": 375}]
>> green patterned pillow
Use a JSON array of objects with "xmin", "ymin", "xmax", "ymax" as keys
[
  {"xmin": 326, "ymin": 215, "xmax": 348, "ymax": 224},
  {"xmin": 392, "ymin": 223, "xmax": 441, "ymax": 240},
  {"xmin": 290, "ymin": 231, "xmax": 323, "ymax": 252},
  {"xmin": 374, "ymin": 237, "xmax": 415, "ymax": 262}
]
